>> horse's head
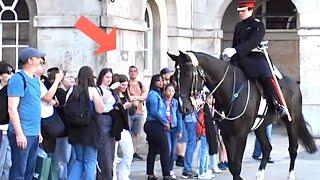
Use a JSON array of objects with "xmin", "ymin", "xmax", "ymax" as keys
[{"xmin": 167, "ymin": 51, "xmax": 205, "ymax": 115}]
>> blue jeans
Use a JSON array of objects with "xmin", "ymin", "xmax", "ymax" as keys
[
  {"xmin": 68, "ymin": 144, "xmax": 98, "ymax": 180},
  {"xmin": 252, "ymin": 124, "xmax": 273, "ymax": 157},
  {"xmin": 0, "ymin": 133, "xmax": 12, "ymax": 180},
  {"xmin": 54, "ymin": 137, "xmax": 74, "ymax": 180},
  {"xmin": 8, "ymin": 131, "xmax": 39, "ymax": 180},
  {"xmin": 198, "ymin": 136, "xmax": 209, "ymax": 174},
  {"xmin": 177, "ymin": 121, "xmax": 187, "ymax": 143},
  {"xmin": 183, "ymin": 122, "xmax": 197, "ymax": 173},
  {"xmin": 166, "ymin": 128, "xmax": 179, "ymax": 171}
]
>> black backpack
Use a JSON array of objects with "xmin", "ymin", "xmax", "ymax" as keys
[
  {"xmin": 64, "ymin": 87, "xmax": 95, "ymax": 127},
  {"xmin": 0, "ymin": 72, "xmax": 26, "ymax": 125}
]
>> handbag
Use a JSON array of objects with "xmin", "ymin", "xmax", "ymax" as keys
[
  {"xmin": 33, "ymin": 149, "xmax": 52, "ymax": 180},
  {"xmin": 41, "ymin": 110, "xmax": 66, "ymax": 138}
]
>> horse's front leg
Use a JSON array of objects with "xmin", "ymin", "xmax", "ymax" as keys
[
  {"xmin": 283, "ymin": 119, "xmax": 298, "ymax": 180},
  {"xmin": 254, "ymin": 125, "xmax": 273, "ymax": 180},
  {"xmin": 222, "ymin": 134, "xmax": 247, "ymax": 180}
]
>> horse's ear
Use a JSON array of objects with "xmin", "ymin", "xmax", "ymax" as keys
[
  {"xmin": 178, "ymin": 50, "xmax": 186, "ymax": 57},
  {"xmin": 167, "ymin": 51, "xmax": 178, "ymax": 61}
]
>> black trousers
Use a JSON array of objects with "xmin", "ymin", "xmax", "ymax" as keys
[
  {"xmin": 144, "ymin": 121, "xmax": 170, "ymax": 176},
  {"xmin": 97, "ymin": 114, "xmax": 115, "ymax": 180},
  {"xmin": 204, "ymin": 117, "xmax": 219, "ymax": 155}
]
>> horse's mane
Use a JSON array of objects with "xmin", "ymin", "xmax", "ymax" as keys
[{"xmin": 190, "ymin": 51, "xmax": 248, "ymax": 81}]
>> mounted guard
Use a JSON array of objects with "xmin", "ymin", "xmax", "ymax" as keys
[{"xmin": 222, "ymin": 0, "xmax": 288, "ymax": 119}]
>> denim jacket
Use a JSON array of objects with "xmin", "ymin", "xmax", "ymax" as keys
[
  {"xmin": 183, "ymin": 111, "xmax": 197, "ymax": 123},
  {"xmin": 164, "ymin": 98, "xmax": 182, "ymax": 133},
  {"xmin": 146, "ymin": 90, "xmax": 167, "ymax": 126}
]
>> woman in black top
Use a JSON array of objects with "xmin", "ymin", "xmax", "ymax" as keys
[{"xmin": 112, "ymin": 74, "xmax": 134, "ymax": 180}]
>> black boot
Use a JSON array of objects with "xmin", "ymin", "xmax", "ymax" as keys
[
  {"xmin": 175, "ymin": 155, "xmax": 184, "ymax": 167},
  {"xmin": 147, "ymin": 175, "xmax": 158, "ymax": 180},
  {"xmin": 262, "ymin": 78, "xmax": 288, "ymax": 118},
  {"xmin": 276, "ymin": 104, "xmax": 287, "ymax": 118}
]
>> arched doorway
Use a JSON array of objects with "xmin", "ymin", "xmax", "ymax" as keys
[
  {"xmin": 221, "ymin": 0, "xmax": 299, "ymax": 82},
  {"xmin": 0, "ymin": 0, "xmax": 37, "ymax": 69},
  {"xmin": 143, "ymin": 0, "xmax": 168, "ymax": 76}
]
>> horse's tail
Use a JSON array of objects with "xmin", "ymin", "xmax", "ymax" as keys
[
  {"xmin": 285, "ymin": 76, "xmax": 318, "ymax": 154},
  {"xmin": 294, "ymin": 113, "xmax": 317, "ymax": 153}
]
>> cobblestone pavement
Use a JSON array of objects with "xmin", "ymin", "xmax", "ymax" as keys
[{"xmin": 127, "ymin": 125, "xmax": 320, "ymax": 180}]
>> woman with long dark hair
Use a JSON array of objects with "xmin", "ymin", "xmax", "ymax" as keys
[
  {"xmin": 144, "ymin": 74, "xmax": 176, "ymax": 180},
  {"xmin": 67, "ymin": 66, "xmax": 104, "ymax": 180},
  {"xmin": 96, "ymin": 68, "xmax": 116, "ymax": 180}
]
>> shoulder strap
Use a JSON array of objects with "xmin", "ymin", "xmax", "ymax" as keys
[
  {"xmin": 16, "ymin": 71, "xmax": 27, "ymax": 90},
  {"xmin": 138, "ymin": 81, "xmax": 143, "ymax": 91},
  {"xmin": 97, "ymin": 86, "xmax": 103, "ymax": 96}
]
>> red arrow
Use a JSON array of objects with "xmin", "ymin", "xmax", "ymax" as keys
[{"xmin": 75, "ymin": 16, "xmax": 117, "ymax": 55}]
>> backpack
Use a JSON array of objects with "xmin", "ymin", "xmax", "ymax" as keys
[
  {"xmin": 0, "ymin": 72, "xmax": 26, "ymax": 125},
  {"xmin": 63, "ymin": 87, "xmax": 95, "ymax": 127}
]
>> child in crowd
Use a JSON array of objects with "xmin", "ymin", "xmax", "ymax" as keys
[{"xmin": 163, "ymin": 83, "xmax": 182, "ymax": 178}]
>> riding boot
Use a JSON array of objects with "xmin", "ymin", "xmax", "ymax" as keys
[{"xmin": 261, "ymin": 78, "xmax": 287, "ymax": 118}]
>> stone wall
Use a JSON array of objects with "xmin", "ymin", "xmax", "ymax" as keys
[{"xmin": 34, "ymin": 0, "xmax": 147, "ymax": 77}]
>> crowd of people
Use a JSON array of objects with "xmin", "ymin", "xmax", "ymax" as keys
[
  {"xmin": 0, "ymin": 46, "xmax": 233, "ymax": 180},
  {"xmin": 0, "ymin": 0, "xmax": 283, "ymax": 179}
]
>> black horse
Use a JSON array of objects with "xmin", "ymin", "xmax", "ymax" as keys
[{"xmin": 168, "ymin": 51, "xmax": 317, "ymax": 180}]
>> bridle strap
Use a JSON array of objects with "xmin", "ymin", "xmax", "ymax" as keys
[{"xmin": 208, "ymin": 65, "xmax": 230, "ymax": 98}]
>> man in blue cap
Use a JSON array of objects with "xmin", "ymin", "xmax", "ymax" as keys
[{"xmin": 7, "ymin": 47, "xmax": 46, "ymax": 179}]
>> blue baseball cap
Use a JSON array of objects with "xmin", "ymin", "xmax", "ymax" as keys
[
  {"xmin": 19, "ymin": 47, "xmax": 46, "ymax": 63},
  {"xmin": 160, "ymin": 67, "xmax": 173, "ymax": 75}
]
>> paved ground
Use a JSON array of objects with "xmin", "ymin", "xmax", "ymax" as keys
[{"xmin": 127, "ymin": 125, "xmax": 320, "ymax": 180}]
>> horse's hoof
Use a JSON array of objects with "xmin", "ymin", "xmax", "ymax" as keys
[
  {"xmin": 256, "ymin": 170, "xmax": 265, "ymax": 180},
  {"xmin": 288, "ymin": 171, "xmax": 295, "ymax": 180}
]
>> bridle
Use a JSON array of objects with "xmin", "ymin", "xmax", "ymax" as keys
[
  {"xmin": 176, "ymin": 52, "xmax": 229, "ymax": 99},
  {"xmin": 175, "ymin": 60, "xmax": 205, "ymax": 99},
  {"xmin": 176, "ymin": 52, "xmax": 251, "ymax": 120}
]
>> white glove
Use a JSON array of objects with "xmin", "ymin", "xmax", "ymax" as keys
[
  {"xmin": 109, "ymin": 82, "xmax": 120, "ymax": 90},
  {"xmin": 222, "ymin": 48, "xmax": 237, "ymax": 58}
]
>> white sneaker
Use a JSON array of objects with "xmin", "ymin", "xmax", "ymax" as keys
[
  {"xmin": 170, "ymin": 171, "xmax": 177, "ymax": 179},
  {"xmin": 212, "ymin": 167, "xmax": 222, "ymax": 174},
  {"xmin": 198, "ymin": 173, "xmax": 212, "ymax": 179},
  {"xmin": 206, "ymin": 170, "xmax": 215, "ymax": 178}
]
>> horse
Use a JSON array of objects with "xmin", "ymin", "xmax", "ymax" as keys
[{"xmin": 167, "ymin": 51, "xmax": 317, "ymax": 180}]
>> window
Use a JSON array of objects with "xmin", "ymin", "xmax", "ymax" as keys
[
  {"xmin": 0, "ymin": 0, "xmax": 29, "ymax": 69},
  {"xmin": 143, "ymin": 3, "xmax": 153, "ymax": 75},
  {"xmin": 255, "ymin": 0, "xmax": 297, "ymax": 30}
]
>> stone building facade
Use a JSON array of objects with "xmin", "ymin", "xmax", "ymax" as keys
[{"xmin": 1, "ymin": 0, "xmax": 319, "ymax": 136}]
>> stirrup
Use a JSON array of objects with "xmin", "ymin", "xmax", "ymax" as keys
[{"xmin": 276, "ymin": 105, "xmax": 287, "ymax": 118}]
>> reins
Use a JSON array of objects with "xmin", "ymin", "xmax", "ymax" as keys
[{"xmin": 184, "ymin": 52, "xmax": 251, "ymax": 121}]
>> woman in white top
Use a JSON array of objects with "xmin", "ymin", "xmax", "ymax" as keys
[{"xmin": 96, "ymin": 68, "xmax": 117, "ymax": 180}]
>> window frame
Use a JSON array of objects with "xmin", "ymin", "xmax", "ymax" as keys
[
  {"xmin": 143, "ymin": 3, "xmax": 153, "ymax": 76},
  {"xmin": 0, "ymin": 0, "xmax": 29, "ymax": 69},
  {"xmin": 255, "ymin": 0, "xmax": 298, "ymax": 31}
]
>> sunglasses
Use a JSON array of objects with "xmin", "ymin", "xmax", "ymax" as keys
[{"xmin": 2, "ymin": 68, "xmax": 15, "ymax": 75}]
